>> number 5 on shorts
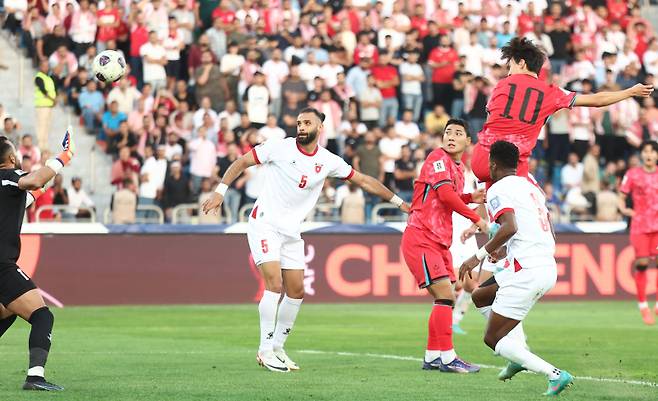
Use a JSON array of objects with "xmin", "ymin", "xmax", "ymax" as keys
[{"xmin": 261, "ymin": 239, "xmax": 269, "ymax": 253}]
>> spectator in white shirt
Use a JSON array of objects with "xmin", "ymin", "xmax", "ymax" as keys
[
  {"xmin": 67, "ymin": 177, "xmax": 95, "ymax": 219},
  {"xmin": 220, "ymin": 42, "xmax": 245, "ymax": 102},
  {"xmin": 262, "ymin": 48, "xmax": 290, "ymax": 119},
  {"xmin": 140, "ymin": 31, "xmax": 168, "ymax": 91},
  {"xmin": 192, "ymin": 96, "xmax": 218, "ymax": 129},
  {"xmin": 643, "ymin": 37, "xmax": 658, "ymax": 76},
  {"xmin": 139, "ymin": 145, "xmax": 168, "ymax": 212},
  {"xmin": 187, "ymin": 126, "xmax": 217, "ymax": 195},
  {"xmin": 394, "ymin": 109, "xmax": 421, "ymax": 142},
  {"xmin": 243, "ymin": 71, "xmax": 269, "ymax": 128},
  {"xmin": 379, "ymin": 125, "xmax": 408, "ymax": 188},
  {"xmin": 69, "ymin": 0, "xmax": 97, "ymax": 57},
  {"xmin": 399, "ymin": 51, "xmax": 424, "ymax": 122},
  {"xmin": 164, "ymin": 132, "xmax": 183, "ymax": 160},
  {"xmin": 258, "ymin": 114, "xmax": 286, "ymax": 142},
  {"xmin": 217, "ymin": 100, "xmax": 241, "ymax": 131},
  {"xmin": 163, "ymin": 17, "xmax": 185, "ymax": 86},
  {"xmin": 107, "ymin": 77, "xmax": 141, "ymax": 115}
]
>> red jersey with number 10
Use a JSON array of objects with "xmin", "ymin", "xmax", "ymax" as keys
[{"xmin": 478, "ymin": 74, "xmax": 577, "ymax": 158}]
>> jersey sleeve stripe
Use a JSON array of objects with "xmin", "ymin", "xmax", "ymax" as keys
[
  {"xmin": 432, "ymin": 180, "xmax": 451, "ymax": 190},
  {"xmin": 568, "ymin": 93, "xmax": 577, "ymax": 109},
  {"xmin": 493, "ymin": 207, "xmax": 515, "ymax": 222},
  {"xmin": 251, "ymin": 148, "xmax": 261, "ymax": 165},
  {"xmin": 341, "ymin": 168, "xmax": 355, "ymax": 181}
]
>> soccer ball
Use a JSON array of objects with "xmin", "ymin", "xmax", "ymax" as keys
[{"xmin": 92, "ymin": 50, "xmax": 126, "ymax": 83}]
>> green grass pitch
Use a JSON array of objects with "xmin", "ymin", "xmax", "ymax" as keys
[{"xmin": 0, "ymin": 302, "xmax": 656, "ymax": 400}]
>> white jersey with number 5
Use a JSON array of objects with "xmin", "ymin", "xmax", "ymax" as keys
[
  {"xmin": 250, "ymin": 137, "xmax": 354, "ymax": 237},
  {"xmin": 486, "ymin": 175, "xmax": 555, "ymax": 269}
]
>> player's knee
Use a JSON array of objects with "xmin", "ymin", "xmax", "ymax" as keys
[
  {"xmin": 29, "ymin": 306, "xmax": 53, "ymax": 327},
  {"xmin": 635, "ymin": 260, "xmax": 650, "ymax": 271},
  {"xmin": 286, "ymin": 287, "xmax": 304, "ymax": 299},
  {"xmin": 471, "ymin": 289, "xmax": 486, "ymax": 308}
]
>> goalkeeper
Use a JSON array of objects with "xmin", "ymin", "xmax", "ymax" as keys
[{"xmin": 0, "ymin": 128, "xmax": 75, "ymax": 391}]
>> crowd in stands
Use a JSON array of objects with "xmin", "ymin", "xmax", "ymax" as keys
[{"xmin": 3, "ymin": 0, "xmax": 658, "ymax": 224}]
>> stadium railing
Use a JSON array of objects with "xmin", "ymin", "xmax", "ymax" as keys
[
  {"xmin": 170, "ymin": 203, "xmax": 233, "ymax": 224},
  {"xmin": 102, "ymin": 205, "xmax": 165, "ymax": 224},
  {"xmin": 35, "ymin": 205, "xmax": 97, "ymax": 223},
  {"xmin": 371, "ymin": 203, "xmax": 408, "ymax": 224}
]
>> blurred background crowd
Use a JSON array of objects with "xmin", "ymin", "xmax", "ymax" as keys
[{"xmin": 2, "ymin": 0, "xmax": 657, "ymax": 224}]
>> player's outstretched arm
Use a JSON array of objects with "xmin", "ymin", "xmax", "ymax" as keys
[
  {"xmin": 347, "ymin": 170, "xmax": 410, "ymax": 213},
  {"xmin": 18, "ymin": 127, "xmax": 75, "ymax": 191},
  {"xmin": 436, "ymin": 184, "xmax": 488, "ymax": 232},
  {"xmin": 202, "ymin": 150, "xmax": 258, "ymax": 214},
  {"xmin": 459, "ymin": 211, "xmax": 517, "ymax": 281},
  {"xmin": 573, "ymin": 83, "xmax": 654, "ymax": 108}
]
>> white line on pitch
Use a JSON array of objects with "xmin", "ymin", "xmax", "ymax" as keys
[{"xmin": 298, "ymin": 349, "xmax": 658, "ymax": 388}]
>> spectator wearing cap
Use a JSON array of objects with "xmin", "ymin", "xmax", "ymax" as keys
[
  {"xmin": 206, "ymin": 15, "xmax": 227, "ymax": 61},
  {"xmin": 194, "ymin": 50, "xmax": 229, "ymax": 111},
  {"xmin": 399, "ymin": 51, "xmax": 424, "ymax": 122},
  {"xmin": 371, "ymin": 52, "xmax": 399, "ymax": 127},
  {"xmin": 140, "ymin": 30, "xmax": 167, "ymax": 92}
]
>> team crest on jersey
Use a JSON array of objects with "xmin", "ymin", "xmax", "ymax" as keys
[
  {"xmin": 433, "ymin": 160, "xmax": 446, "ymax": 173},
  {"xmin": 315, "ymin": 163, "xmax": 323, "ymax": 173}
]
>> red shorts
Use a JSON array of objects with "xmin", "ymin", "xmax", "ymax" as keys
[
  {"xmin": 630, "ymin": 232, "xmax": 658, "ymax": 258},
  {"xmin": 472, "ymin": 143, "xmax": 529, "ymax": 188},
  {"xmin": 401, "ymin": 226, "xmax": 455, "ymax": 287}
]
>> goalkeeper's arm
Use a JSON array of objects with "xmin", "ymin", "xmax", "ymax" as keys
[{"xmin": 18, "ymin": 128, "xmax": 75, "ymax": 191}]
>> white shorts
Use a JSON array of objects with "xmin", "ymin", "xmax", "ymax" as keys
[
  {"xmin": 492, "ymin": 264, "xmax": 557, "ymax": 321},
  {"xmin": 247, "ymin": 220, "xmax": 305, "ymax": 270}
]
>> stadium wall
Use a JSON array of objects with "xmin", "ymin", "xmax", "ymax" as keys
[{"xmin": 19, "ymin": 234, "xmax": 655, "ymax": 306}]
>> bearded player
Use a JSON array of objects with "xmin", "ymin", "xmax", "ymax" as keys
[
  {"xmin": 471, "ymin": 36, "xmax": 653, "ymax": 189},
  {"xmin": 401, "ymin": 119, "xmax": 487, "ymax": 373},
  {"xmin": 0, "ymin": 129, "xmax": 75, "ymax": 391},
  {"xmin": 460, "ymin": 141, "xmax": 573, "ymax": 396},
  {"xmin": 619, "ymin": 140, "xmax": 658, "ymax": 325},
  {"xmin": 202, "ymin": 108, "xmax": 409, "ymax": 372}
]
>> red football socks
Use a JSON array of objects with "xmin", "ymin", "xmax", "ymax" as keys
[
  {"xmin": 427, "ymin": 303, "xmax": 453, "ymax": 351},
  {"xmin": 634, "ymin": 270, "xmax": 647, "ymax": 304}
]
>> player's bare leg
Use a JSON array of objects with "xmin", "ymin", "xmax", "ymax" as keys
[
  {"xmin": 255, "ymin": 262, "xmax": 289, "ymax": 372},
  {"xmin": 272, "ymin": 269, "xmax": 304, "ymax": 370},
  {"xmin": 633, "ymin": 258, "xmax": 655, "ymax": 325},
  {"xmin": 422, "ymin": 279, "xmax": 479, "ymax": 373},
  {"xmin": 451, "ymin": 281, "xmax": 469, "ymax": 335},
  {"xmin": 7, "ymin": 289, "xmax": 63, "ymax": 391}
]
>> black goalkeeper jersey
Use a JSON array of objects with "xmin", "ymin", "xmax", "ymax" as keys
[{"xmin": 0, "ymin": 168, "xmax": 28, "ymax": 264}]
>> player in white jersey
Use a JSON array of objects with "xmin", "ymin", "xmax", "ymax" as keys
[
  {"xmin": 202, "ymin": 108, "xmax": 410, "ymax": 373},
  {"xmin": 459, "ymin": 141, "xmax": 573, "ymax": 396}
]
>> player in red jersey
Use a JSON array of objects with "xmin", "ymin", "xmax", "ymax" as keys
[
  {"xmin": 619, "ymin": 141, "xmax": 658, "ymax": 325},
  {"xmin": 471, "ymin": 37, "xmax": 654, "ymax": 187},
  {"xmin": 401, "ymin": 119, "xmax": 488, "ymax": 373}
]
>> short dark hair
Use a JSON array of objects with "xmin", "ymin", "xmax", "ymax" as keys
[
  {"xmin": 500, "ymin": 37, "xmax": 546, "ymax": 74},
  {"xmin": 444, "ymin": 118, "xmax": 470, "ymax": 136},
  {"xmin": 299, "ymin": 107, "xmax": 326, "ymax": 122},
  {"xmin": 490, "ymin": 140, "xmax": 519, "ymax": 170},
  {"xmin": 640, "ymin": 140, "xmax": 658, "ymax": 153},
  {"xmin": 0, "ymin": 136, "xmax": 13, "ymax": 164}
]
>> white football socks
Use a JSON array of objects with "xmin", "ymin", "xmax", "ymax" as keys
[
  {"xmin": 494, "ymin": 334, "xmax": 560, "ymax": 380},
  {"xmin": 272, "ymin": 295, "xmax": 303, "ymax": 351},
  {"xmin": 258, "ymin": 290, "xmax": 280, "ymax": 353}
]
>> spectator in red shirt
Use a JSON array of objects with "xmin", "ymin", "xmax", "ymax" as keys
[
  {"xmin": 96, "ymin": 0, "xmax": 120, "ymax": 52},
  {"xmin": 371, "ymin": 52, "xmax": 400, "ymax": 127},
  {"xmin": 428, "ymin": 36, "xmax": 459, "ymax": 112},
  {"xmin": 129, "ymin": 11, "xmax": 149, "ymax": 89},
  {"xmin": 410, "ymin": 4, "xmax": 428, "ymax": 38},
  {"xmin": 354, "ymin": 32, "xmax": 379, "ymax": 65},
  {"xmin": 607, "ymin": 0, "xmax": 627, "ymax": 23},
  {"xmin": 211, "ymin": 0, "xmax": 236, "ymax": 31},
  {"xmin": 111, "ymin": 146, "xmax": 140, "ymax": 188}
]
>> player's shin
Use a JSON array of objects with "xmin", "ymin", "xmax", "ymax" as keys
[
  {"xmin": 427, "ymin": 300, "xmax": 456, "ymax": 364},
  {"xmin": 258, "ymin": 290, "xmax": 280, "ymax": 353},
  {"xmin": 26, "ymin": 307, "xmax": 53, "ymax": 381},
  {"xmin": 494, "ymin": 334, "xmax": 560, "ymax": 380},
  {"xmin": 272, "ymin": 295, "xmax": 303, "ymax": 351}
]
